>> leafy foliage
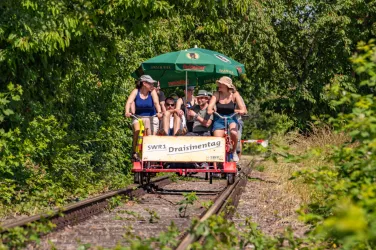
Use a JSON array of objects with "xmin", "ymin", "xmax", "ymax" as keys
[
  {"xmin": 178, "ymin": 192, "xmax": 198, "ymax": 218},
  {"xmin": 0, "ymin": 220, "xmax": 55, "ymax": 249},
  {"xmin": 291, "ymin": 41, "xmax": 376, "ymax": 249},
  {"xmin": 119, "ymin": 222, "xmax": 179, "ymax": 250},
  {"xmin": 1, "ymin": 0, "xmax": 376, "ymax": 247},
  {"xmin": 145, "ymin": 208, "xmax": 160, "ymax": 223}
]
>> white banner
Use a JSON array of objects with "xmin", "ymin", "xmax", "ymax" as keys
[{"xmin": 142, "ymin": 136, "xmax": 225, "ymax": 162}]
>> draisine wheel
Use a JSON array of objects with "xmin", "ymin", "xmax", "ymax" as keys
[
  {"xmin": 227, "ymin": 173, "xmax": 235, "ymax": 185},
  {"xmin": 140, "ymin": 173, "xmax": 145, "ymax": 185},
  {"xmin": 145, "ymin": 173, "xmax": 151, "ymax": 184},
  {"xmin": 134, "ymin": 173, "xmax": 141, "ymax": 184},
  {"xmin": 139, "ymin": 172, "xmax": 151, "ymax": 185}
]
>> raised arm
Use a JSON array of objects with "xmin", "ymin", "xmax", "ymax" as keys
[
  {"xmin": 193, "ymin": 96, "xmax": 198, "ymax": 105},
  {"xmin": 234, "ymin": 92, "xmax": 247, "ymax": 115},
  {"xmin": 125, "ymin": 89, "xmax": 138, "ymax": 117},
  {"xmin": 158, "ymin": 90, "xmax": 166, "ymax": 112},
  {"xmin": 160, "ymin": 100, "xmax": 166, "ymax": 113},
  {"xmin": 207, "ymin": 92, "xmax": 218, "ymax": 115},
  {"xmin": 151, "ymin": 90, "xmax": 162, "ymax": 118},
  {"xmin": 175, "ymin": 97, "xmax": 183, "ymax": 110},
  {"xmin": 173, "ymin": 98, "xmax": 184, "ymax": 117}
]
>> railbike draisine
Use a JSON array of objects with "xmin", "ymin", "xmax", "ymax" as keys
[{"xmin": 132, "ymin": 113, "xmax": 238, "ymax": 186}]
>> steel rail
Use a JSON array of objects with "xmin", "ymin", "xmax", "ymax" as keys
[
  {"xmin": 1, "ymin": 175, "xmax": 172, "ymax": 231},
  {"xmin": 175, "ymin": 160, "xmax": 253, "ymax": 250}
]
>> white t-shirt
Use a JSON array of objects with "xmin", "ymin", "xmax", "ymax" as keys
[{"xmin": 170, "ymin": 115, "xmax": 186, "ymax": 129}]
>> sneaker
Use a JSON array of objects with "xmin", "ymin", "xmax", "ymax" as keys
[
  {"xmin": 201, "ymin": 162, "xmax": 209, "ymax": 169},
  {"xmin": 132, "ymin": 152, "xmax": 140, "ymax": 162},
  {"xmin": 175, "ymin": 129, "xmax": 184, "ymax": 136},
  {"xmin": 182, "ymin": 127, "xmax": 188, "ymax": 135},
  {"xmin": 157, "ymin": 129, "xmax": 167, "ymax": 136},
  {"xmin": 193, "ymin": 163, "xmax": 200, "ymax": 168},
  {"xmin": 232, "ymin": 152, "xmax": 239, "ymax": 162}
]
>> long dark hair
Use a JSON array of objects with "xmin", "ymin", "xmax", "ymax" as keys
[{"xmin": 136, "ymin": 80, "xmax": 144, "ymax": 89}]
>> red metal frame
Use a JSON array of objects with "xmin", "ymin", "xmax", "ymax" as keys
[
  {"xmin": 132, "ymin": 163, "xmax": 237, "ymax": 174},
  {"xmin": 132, "ymin": 145, "xmax": 237, "ymax": 175},
  {"xmin": 132, "ymin": 124, "xmax": 238, "ymax": 176}
]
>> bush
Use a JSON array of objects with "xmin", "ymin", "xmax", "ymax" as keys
[{"xmin": 294, "ymin": 40, "xmax": 376, "ymax": 248}]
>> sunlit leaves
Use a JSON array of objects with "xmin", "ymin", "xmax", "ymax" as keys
[
  {"xmin": 295, "ymin": 41, "xmax": 376, "ymax": 248},
  {"xmin": 1, "ymin": 4, "xmax": 376, "ymax": 249}
]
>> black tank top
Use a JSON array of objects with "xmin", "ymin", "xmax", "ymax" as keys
[{"xmin": 216, "ymin": 93, "xmax": 235, "ymax": 115}]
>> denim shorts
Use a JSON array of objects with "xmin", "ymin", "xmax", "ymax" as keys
[{"xmin": 212, "ymin": 114, "xmax": 238, "ymax": 131}]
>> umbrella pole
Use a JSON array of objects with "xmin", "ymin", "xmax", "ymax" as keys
[{"xmin": 185, "ymin": 71, "xmax": 188, "ymax": 116}]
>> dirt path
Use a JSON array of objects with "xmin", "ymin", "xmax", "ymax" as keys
[{"xmin": 234, "ymin": 156, "xmax": 308, "ymax": 237}]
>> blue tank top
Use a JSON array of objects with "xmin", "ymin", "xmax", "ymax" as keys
[{"xmin": 135, "ymin": 90, "xmax": 156, "ymax": 116}]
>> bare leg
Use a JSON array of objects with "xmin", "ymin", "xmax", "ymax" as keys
[
  {"xmin": 151, "ymin": 116, "xmax": 159, "ymax": 135},
  {"xmin": 229, "ymin": 123, "xmax": 238, "ymax": 153},
  {"xmin": 173, "ymin": 114, "xmax": 182, "ymax": 135},
  {"xmin": 213, "ymin": 129, "xmax": 225, "ymax": 137},
  {"xmin": 143, "ymin": 118, "xmax": 151, "ymax": 136},
  {"xmin": 163, "ymin": 111, "xmax": 172, "ymax": 135},
  {"xmin": 238, "ymin": 141, "xmax": 242, "ymax": 157}
]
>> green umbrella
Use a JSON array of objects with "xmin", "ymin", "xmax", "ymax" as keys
[{"xmin": 133, "ymin": 47, "xmax": 245, "ymax": 88}]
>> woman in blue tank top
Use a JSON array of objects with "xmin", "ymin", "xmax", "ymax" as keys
[
  {"xmin": 125, "ymin": 75, "xmax": 162, "ymax": 159},
  {"xmin": 207, "ymin": 76, "xmax": 247, "ymax": 162}
]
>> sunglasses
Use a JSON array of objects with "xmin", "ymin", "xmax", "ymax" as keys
[{"xmin": 166, "ymin": 103, "xmax": 175, "ymax": 107}]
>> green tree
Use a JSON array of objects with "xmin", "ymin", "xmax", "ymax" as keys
[{"xmin": 1, "ymin": 0, "xmax": 376, "ymax": 217}]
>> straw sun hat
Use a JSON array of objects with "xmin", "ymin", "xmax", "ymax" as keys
[{"xmin": 216, "ymin": 76, "xmax": 236, "ymax": 92}]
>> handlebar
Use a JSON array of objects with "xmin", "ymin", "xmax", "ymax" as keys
[
  {"xmin": 213, "ymin": 112, "xmax": 238, "ymax": 119},
  {"xmin": 129, "ymin": 114, "xmax": 157, "ymax": 119},
  {"xmin": 130, "ymin": 114, "xmax": 139, "ymax": 120}
]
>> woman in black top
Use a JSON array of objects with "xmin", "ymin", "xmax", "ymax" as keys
[{"xmin": 207, "ymin": 76, "xmax": 247, "ymax": 162}]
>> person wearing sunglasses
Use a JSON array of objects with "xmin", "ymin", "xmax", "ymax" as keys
[{"xmin": 158, "ymin": 97, "xmax": 186, "ymax": 136}]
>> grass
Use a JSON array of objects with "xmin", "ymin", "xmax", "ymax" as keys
[
  {"xmin": 0, "ymin": 174, "xmax": 133, "ymax": 224},
  {"xmin": 246, "ymin": 126, "xmax": 349, "ymax": 236}
]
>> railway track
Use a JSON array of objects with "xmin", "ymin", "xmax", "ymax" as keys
[
  {"xmin": 1, "ymin": 176, "xmax": 172, "ymax": 232},
  {"xmin": 176, "ymin": 162, "xmax": 250, "ymax": 250},
  {"xmin": 1, "ymin": 157, "xmax": 254, "ymax": 249}
]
